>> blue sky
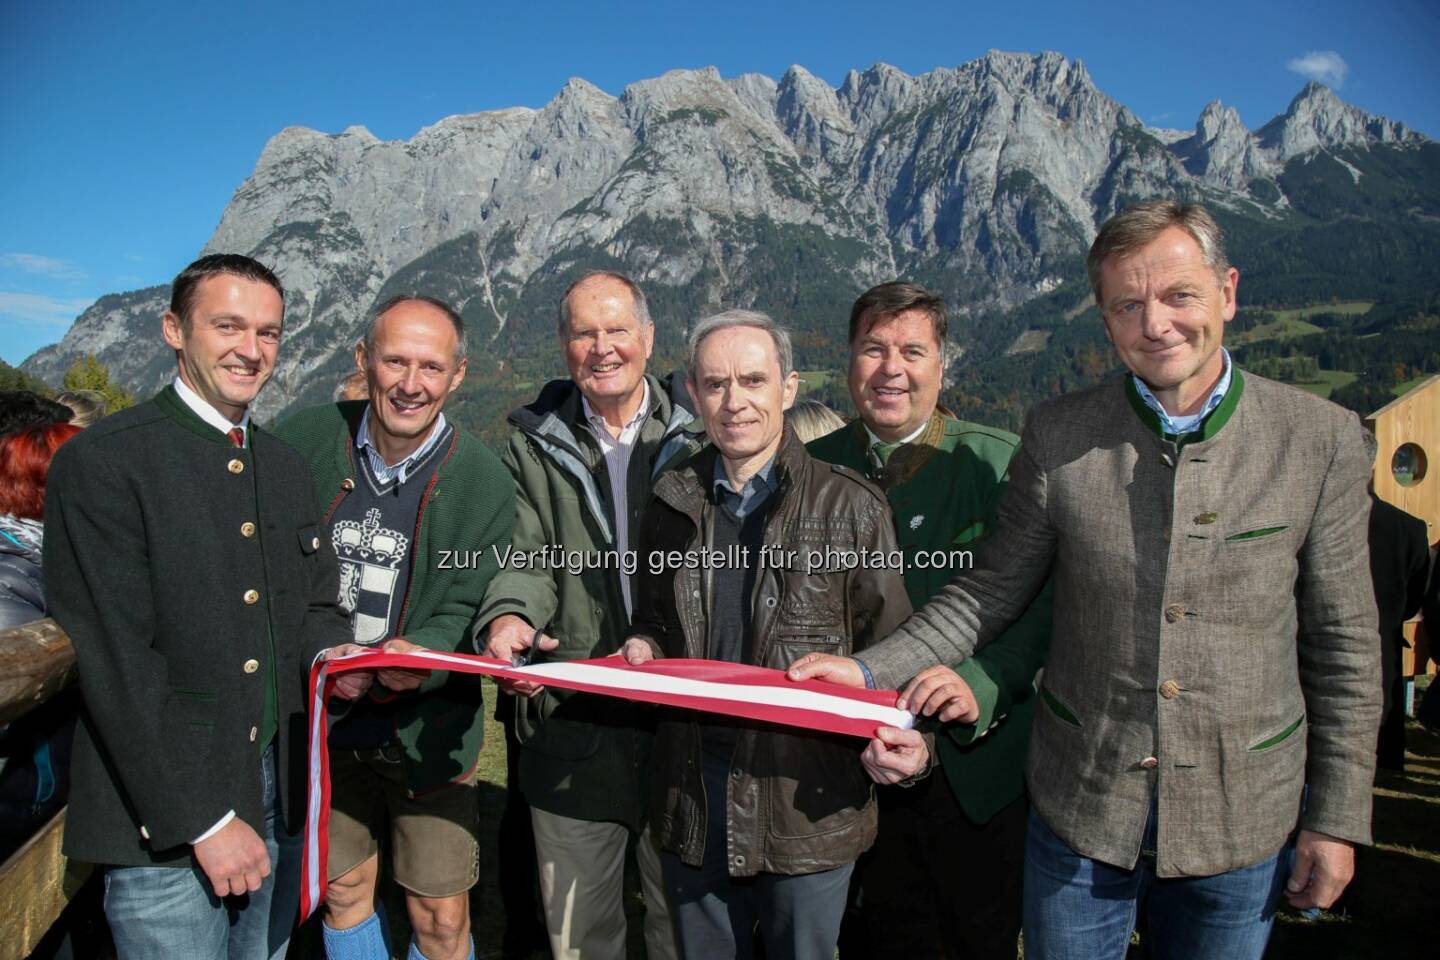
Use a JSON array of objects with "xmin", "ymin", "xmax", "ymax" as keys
[{"xmin": 2, "ymin": 0, "xmax": 1437, "ymax": 365}]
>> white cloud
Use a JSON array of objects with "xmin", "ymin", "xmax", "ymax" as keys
[
  {"xmin": 0, "ymin": 253, "xmax": 86, "ymax": 281},
  {"xmin": 1287, "ymin": 51, "xmax": 1348, "ymax": 88},
  {"xmin": 0, "ymin": 292, "xmax": 96, "ymax": 327}
]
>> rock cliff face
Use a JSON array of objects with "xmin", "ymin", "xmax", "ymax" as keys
[{"xmin": 23, "ymin": 51, "xmax": 1428, "ymax": 417}]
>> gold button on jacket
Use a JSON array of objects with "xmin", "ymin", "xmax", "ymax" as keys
[
  {"xmin": 243, "ymin": 589, "xmax": 260, "ymax": 605},
  {"xmin": 228, "ymin": 459, "xmax": 245, "ymax": 475},
  {"xmin": 243, "ymin": 659, "xmax": 260, "ymax": 674},
  {"xmin": 1159, "ymin": 680, "xmax": 1181, "ymax": 700},
  {"xmin": 241, "ymin": 522, "xmax": 256, "ymax": 538}
]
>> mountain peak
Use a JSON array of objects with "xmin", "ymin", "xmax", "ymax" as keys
[
  {"xmin": 1174, "ymin": 98, "xmax": 1261, "ymax": 187},
  {"xmin": 1258, "ymin": 80, "xmax": 1420, "ymax": 158},
  {"xmin": 837, "ymin": 62, "xmax": 914, "ymax": 119},
  {"xmin": 969, "ymin": 49, "xmax": 1088, "ymax": 91},
  {"xmin": 1290, "ymin": 80, "xmax": 1340, "ymax": 110},
  {"xmin": 1196, "ymin": 99, "xmax": 1248, "ymax": 141},
  {"xmin": 776, "ymin": 62, "xmax": 849, "ymax": 160},
  {"xmin": 781, "ymin": 63, "xmax": 819, "ymax": 84},
  {"xmin": 553, "ymin": 76, "xmax": 616, "ymax": 106}
]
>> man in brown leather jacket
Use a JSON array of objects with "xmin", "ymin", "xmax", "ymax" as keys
[{"xmin": 619, "ymin": 309, "xmax": 913, "ymax": 959}]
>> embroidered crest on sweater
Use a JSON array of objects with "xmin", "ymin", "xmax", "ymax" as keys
[{"xmin": 333, "ymin": 507, "xmax": 410, "ymax": 644}]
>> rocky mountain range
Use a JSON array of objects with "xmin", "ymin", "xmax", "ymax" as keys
[{"xmin": 23, "ymin": 50, "xmax": 1436, "ymax": 418}]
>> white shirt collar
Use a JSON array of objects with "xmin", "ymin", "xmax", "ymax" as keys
[
  {"xmin": 863, "ymin": 416, "xmax": 929, "ymax": 451},
  {"xmin": 582, "ymin": 378, "xmax": 651, "ymax": 439},
  {"xmin": 173, "ymin": 376, "xmax": 250, "ymax": 442},
  {"xmin": 355, "ymin": 406, "xmax": 448, "ymax": 482}
]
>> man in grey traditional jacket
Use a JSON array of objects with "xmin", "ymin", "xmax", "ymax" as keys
[{"xmin": 791, "ymin": 201, "xmax": 1381, "ymax": 960}]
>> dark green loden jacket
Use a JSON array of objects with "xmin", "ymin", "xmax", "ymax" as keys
[
  {"xmin": 808, "ymin": 410, "xmax": 1053, "ymax": 824},
  {"xmin": 275, "ymin": 401, "xmax": 515, "ymax": 794},
  {"xmin": 474, "ymin": 372, "xmax": 705, "ymax": 830},
  {"xmin": 48, "ymin": 387, "xmax": 352, "ymax": 864}
]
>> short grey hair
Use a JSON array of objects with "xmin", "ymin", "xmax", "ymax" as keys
[
  {"xmin": 687, "ymin": 309, "xmax": 795, "ymax": 382},
  {"xmin": 557, "ymin": 271, "xmax": 652, "ymax": 333},
  {"xmin": 1087, "ymin": 201, "xmax": 1230, "ymax": 305},
  {"xmin": 362, "ymin": 294, "xmax": 467, "ymax": 364}
]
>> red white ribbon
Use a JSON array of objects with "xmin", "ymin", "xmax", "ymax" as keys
[{"xmin": 300, "ymin": 649, "xmax": 911, "ymax": 919}]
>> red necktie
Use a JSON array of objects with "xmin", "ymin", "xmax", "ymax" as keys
[{"xmin": 228, "ymin": 427, "xmax": 245, "ymax": 448}]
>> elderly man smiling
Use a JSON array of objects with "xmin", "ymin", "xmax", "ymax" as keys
[
  {"xmin": 475, "ymin": 271, "xmax": 700, "ymax": 960},
  {"xmin": 619, "ymin": 309, "xmax": 912, "ymax": 960}
]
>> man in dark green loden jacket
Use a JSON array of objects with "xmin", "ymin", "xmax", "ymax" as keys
[
  {"xmin": 276, "ymin": 295, "xmax": 515, "ymax": 960},
  {"xmin": 475, "ymin": 272, "xmax": 702, "ymax": 960},
  {"xmin": 807, "ymin": 282, "xmax": 1052, "ymax": 960}
]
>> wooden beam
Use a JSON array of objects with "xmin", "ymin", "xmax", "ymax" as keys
[
  {"xmin": 0, "ymin": 808, "xmax": 90, "ymax": 960},
  {"xmin": 0, "ymin": 618, "xmax": 76, "ymax": 725}
]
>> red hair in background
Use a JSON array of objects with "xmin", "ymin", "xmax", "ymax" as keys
[{"xmin": 0, "ymin": 422, "xmax": 83, "ymax": 519}]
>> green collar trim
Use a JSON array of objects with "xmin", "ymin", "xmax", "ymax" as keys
[
  {"xmin": 1124, "ymin": 369, "xmax": 1245, "ymax": 445},
  {"xmin": 152, "ymin": 383, "xmax": 237, "ymax": 446}
]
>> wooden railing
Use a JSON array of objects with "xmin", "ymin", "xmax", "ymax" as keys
[
  {"xmin": 0, "ymin": 618, "xmax": 87, "ymax": 960},
  {"xmin": 0, "ymin": 618, "xmax": 76, "ymax": 725}
]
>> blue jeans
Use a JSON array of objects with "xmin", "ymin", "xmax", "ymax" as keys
[
  {"xmin": 104, "ymin": 746, "xmax": 303, "ymax": 960},
  {"xmin": 1023, "ymin": 808, "xmax": 1292, "ymax": 960}
]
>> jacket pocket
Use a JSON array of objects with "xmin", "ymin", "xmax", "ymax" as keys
[
  {"xmin": 767, "ymin": 736, "xmax": 871, "ymax": 841},
  {"xmin": 163, "ymin": 690, "xmax": 217, "ymax": 777},
  {"xmin": 950, "ymin": 519, "xmax": 986, "ymax": 546},
  {"xmin": 779, "ymin": 578, "xmax": 845, "ymax": 630},
  {"xmin": 1223, "ymin": 523, "xmax": 1290, "ymax": 543},
  {"xmin": 169, "ymin": 688, "xmax": 216, "ymax": 727},
  {"xmin": 1248, "ymin": 714, "xmax": 1305, "ymax": 751},
  {"xmin": 515, "ymin": 689, "xmax": 602, "ymax": 761},
  {"xmin": 776, "ymin": 546, "xmax": 849, "ymax": 630},
  {"xmin": 297, "ymin": 523, "xmax": 323, "ymax": 555},
  {"xmin": 1039, "ymin": 685, "xmax": 1081, "ymax": 728},
  {"xmin": 770, "ymin": 634, "xmax": 845, "ymax": 672}
]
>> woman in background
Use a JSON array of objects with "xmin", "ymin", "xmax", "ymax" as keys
[
  {"xmin": 0, "ymin": 420, "xmax": 83, "ymax": 859},
  {"xmin": 53, "ymin": 389, "xmax": 108, "ymax": 429},
  {"xmin": 787, "ymin": 397, "xmax": 849, "ymax": 444}
]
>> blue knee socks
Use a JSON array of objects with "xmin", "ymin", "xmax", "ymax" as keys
[{"xmin": 322, "ymin": 912, "xmax": 387, "ymax": 960}]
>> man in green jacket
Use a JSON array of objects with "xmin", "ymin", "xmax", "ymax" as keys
[
  {"xmin": 276, "ymin": 295, "xmax": 515, "ymax": 960},
  {"xmin": 807, "ymin": 281, "xmax": 1051, "ymax": 960},
  {"xmin": 476, "ymin": 272, "xmax": 702, "ymax": 960}
]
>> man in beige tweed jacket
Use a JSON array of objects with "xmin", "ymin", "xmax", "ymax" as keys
[{"xmin": 793, "ymin": 201, "xmax": 1381, "ymax": 959}]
